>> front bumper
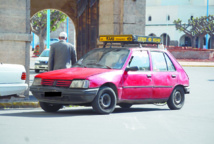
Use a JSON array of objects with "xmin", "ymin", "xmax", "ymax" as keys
[
  {"xmin": 34, "ymin": 64, "xmax": 48, "ymax": 70},
  {"xmin": 30, "ymin": 86, "xmax": 99, "ymax": 104},
  {"xmin": 0, "ymin": 83, "xmax": 28, "ymax": 96}
]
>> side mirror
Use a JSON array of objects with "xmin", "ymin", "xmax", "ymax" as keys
[{"xmin": 125, "ymin": 66, "xmax": 139, "ymax": 71}]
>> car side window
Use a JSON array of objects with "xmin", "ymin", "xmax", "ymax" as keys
[
  {"xmin": 151, "ymin": 51, "xmax": 167, "ymax": 72},
  {"xmin": 129, "ymin": 51, "xmax": 150, "ymax": 71},
  {"xmin": 164, "ymin": 54, "xmax": 176, "ymax": 71}
]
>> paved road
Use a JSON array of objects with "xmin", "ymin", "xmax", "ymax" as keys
[{"xmin": 1, "ymin": 67, "xmax": 214, "ymax": 144}]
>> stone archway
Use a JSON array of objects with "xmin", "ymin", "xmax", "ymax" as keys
[
  {"xmin": 179, "ymin": 35, "xmax": 191, "ymax": 46},
  {"xmin": 31, "ymin": 0, "xmax": 77, "ymax": 28},
  {"xmin": 160, "ymin": 33, "xmax": 170, "ymax": 46},
  {"xmin": 31, "ymin": 0, "xmax": 99, "ymax": 59}
]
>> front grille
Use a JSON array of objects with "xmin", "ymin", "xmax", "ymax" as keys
[
  {"xmin": 42, "ymin": 79, "xmax": 55, "ymax": 86},
  {"xmin": 42, "ymin": 79, "xmax": 71, "ymax": 88},
  {"xmin": 56, "ymin": 80, "xmax": 71, "ymax": 87}
]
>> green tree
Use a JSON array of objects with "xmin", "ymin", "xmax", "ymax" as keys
[
  {"xmin": 174, "ymin": 15, "xmax": 214, "ymax": 49},
  {"xmin": 174, "ymin": 18, "xmax": 202, "ymax": 48},
  {"xmin": 200, "ymin": 15, "xmax": 214, "ymax": 49},
  {"xmin": 30, "ymin": 10, "xmax": 67, "ymax": 53},
  {"xmin": 189, "ymin": 17, "xmax": 207, "ymax": 48}
]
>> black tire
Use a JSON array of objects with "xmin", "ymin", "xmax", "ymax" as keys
[
  {"xmin": 35, "ymin": 69, "xmax": 40, "ymax": 73},
  {"xmin": 119, "ymin": 103, "xmax": 132, "ymax": 109},
  {"xmin": 39, "ymin": 102, "xmax": 62, "ymax": 112},
  {"xmin": 167, "ymin": 86, "xmax": 185, "ymax": 110},
  {"xmin": 92, "ymin": 86, "xmax": 117, "ymax": 114}
]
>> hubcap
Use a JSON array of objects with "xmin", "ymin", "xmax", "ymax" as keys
[
  {"xmin": 100, "ymin": 93, "xmax": 111, "ymax": 109},
  {"xmin": 174, "ymin": 91, "xmax": 182, "ymax": 104}
]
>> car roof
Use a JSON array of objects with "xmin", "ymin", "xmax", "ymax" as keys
[{"xmin": 96, "ymin": 47, "xmax": 166, "ymax": 52}]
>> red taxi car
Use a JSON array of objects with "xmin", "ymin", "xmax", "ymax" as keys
[{"xmin": 30, "ymin": 35, "xmax": 190, "ymax": 114}]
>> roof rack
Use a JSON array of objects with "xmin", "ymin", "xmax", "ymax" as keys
[{"xmin": 99, "ymin": 35, "xmax": 162, "ymax": 48}]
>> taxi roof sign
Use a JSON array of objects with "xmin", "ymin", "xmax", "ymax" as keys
[
  {"xmin": 99, "ymin": 35, "xmax": 162, "ymax": 44},
  {"xmin": 100, "ymin": 35, "xmax": 133, "ymax": 42}
]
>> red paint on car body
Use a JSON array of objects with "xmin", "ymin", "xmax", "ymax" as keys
[{"xmin": 34, "ymin": 48, "xmax": 189, "ymax": 101}]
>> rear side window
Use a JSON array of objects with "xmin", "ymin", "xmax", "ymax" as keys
[
  {"xmin": 164, "ymin": 54, "xmax": 175, "ymax": 71},
  {"xmin": 151, "ymin": 51, "xmax": 167, "ymax": 71},
  {"xmin": 129, "ymin": 51, "xmax": 150, "ymax": 71}
]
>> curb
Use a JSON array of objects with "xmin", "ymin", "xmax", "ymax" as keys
[
  {"xmin": 180, "ymin": 64, "xmax": 214, "ymax": 67},
  {"xmin": 0, "ymin": 102, "xmax": 40, "ymax": 109},
  {"xmin": 0, "ymin": 95, "xmax": 40, "ymax": 109}
]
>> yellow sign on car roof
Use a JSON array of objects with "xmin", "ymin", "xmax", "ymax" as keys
[
  {"xmin": 100, "ymin": 35, "xmax": 133, "ymax": 42},
  {"xmin": 99, "ymin": 35, "xmax": 162, "ymax": 44}
]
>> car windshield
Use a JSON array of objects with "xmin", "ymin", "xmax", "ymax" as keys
[
  {"xmin": 73, "ymin": 48, "xmax": 130, "ymax": 69},
  {"xmin": 40, "ymin": 50, "xmax": 50, "ymax": 57}
]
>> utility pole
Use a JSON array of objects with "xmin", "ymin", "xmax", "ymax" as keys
[
  {"xmin": 67, "ymin": 17, "xmax": 69, "ymax": 42},
  {"xmin": 206, "ymin": 0, "xmax": 209, "ymax": 49},
  {"xmin": 47, "ymin": 9, "xmax": 50, "ymax": 49},
  {"xmin": 32, "ymin": 33, "xmax": 35, "ymax": 50}
]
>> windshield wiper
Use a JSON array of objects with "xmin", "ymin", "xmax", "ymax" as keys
[{"xmin": 86, "ymin": 63, "xmax": 112, "ymax": 69}]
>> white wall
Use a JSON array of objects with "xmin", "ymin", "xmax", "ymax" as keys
[{"xmin": 146, "ymin": 0, "xmax": 214, "ymax": 46}]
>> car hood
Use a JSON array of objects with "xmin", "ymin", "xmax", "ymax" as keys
[{"xmin": 35, "ymin": 67, "xmax": 116, "ymax": 80}]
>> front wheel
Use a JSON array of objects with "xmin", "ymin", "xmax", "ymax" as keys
[
  {"xmin": 92, "ymin": 86, "xmax": 117, "ymax": 114},
  {"xmin": 167, "ymin": 87, "xmax": 185, "ymax": 110},
  {"xmin": 39, "ymin": 102, "xmax": 62, "ymax": 112}
]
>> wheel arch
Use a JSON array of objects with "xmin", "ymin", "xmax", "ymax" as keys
[
  {"xmin": 100, "ymin": 83, "xmax": 118, "ymax": 99},
  {"xmin": 174, "ymin": 84, "xmax": 185, "ymax": 91}
]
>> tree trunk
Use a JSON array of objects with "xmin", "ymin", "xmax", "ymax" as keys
[
  {"xmin": 210, "ymin": 35, "xmax": 214, "ymax": 49},
  {"xmin": 199, "ymin": 36, "xmax": 204, "ymax": 49},
  {"xmin": 191, "ymin": 37, "xmax": 196, "ymax": 48},
  {"xmin": 38, "ymin": 35, "xmax": 45, "ymax": 54}
]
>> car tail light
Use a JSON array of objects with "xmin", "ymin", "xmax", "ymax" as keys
[{"xmin": 21, "ymin": 72, "xmax": 26, "ymax": 80}]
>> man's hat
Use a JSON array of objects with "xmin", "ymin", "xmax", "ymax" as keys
[{"xmin": 59, "ymin": 32, "xmax": 67, "ymax": 38}]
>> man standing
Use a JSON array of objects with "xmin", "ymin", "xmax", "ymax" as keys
[{"xmin": 48, "ymin": 32, "xmax": 77, "ymax": 71}]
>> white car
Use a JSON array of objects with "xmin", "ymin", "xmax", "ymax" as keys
[
  {"xmin": 34, "ymin": 49, "xmax": 49, "ymax": 73},
  {"xmin": 0, "ymin": 63, "xmax": 28, "ymax": 97}
]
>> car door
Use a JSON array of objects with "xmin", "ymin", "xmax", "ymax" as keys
[
  {"xmin": 150, "ymin": 51, "xmax": 177, "ymax": 99},
  {"xmin": 121, "ymin": 50, "xmax": 153, "ymax": 99}
]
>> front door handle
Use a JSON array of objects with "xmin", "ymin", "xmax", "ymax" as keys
[
  {"xmin": 171, "ymin": 74, "xmax": 176, "ymax": 78},
  {"xmin": 147, "ymin": 74, "xmax": 152, "ymax": 78}
]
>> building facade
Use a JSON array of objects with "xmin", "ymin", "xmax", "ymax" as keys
[{"xmin": 146, "ymin": 0, "xmax": 214, "ymax": 48}]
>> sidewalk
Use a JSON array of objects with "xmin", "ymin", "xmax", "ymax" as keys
[
  {"xmin": 178, "ymin": 59, "xmax": 214, "ymax": 67},
  {"xmin": 178, "ymin": 61, "xmax": 214, "ymax": 67}
]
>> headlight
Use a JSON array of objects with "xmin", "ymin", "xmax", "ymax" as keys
[
  {"xmin": 32, "ymin": 78, "xmax": 42, "ymax": 86},
  {"xmin": 69, "ymin": 80, "xmax": 89, "ymax": 88}
]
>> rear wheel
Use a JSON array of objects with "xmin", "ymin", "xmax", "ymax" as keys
[
  {"xmin": 119, "ymin": 103, "xmax": 132, "ymax": 108},
  {"xmin": 92, "ymin": 86, "xmax": 117, "ymax": 114},
  {"xmin": 167, "ymin": 86, "xmax": 185, "ymax": 110},
  {"xmin": 35, "ymin": 69, "xmax": 40, "ymax": 73},
  {"xmin": 39, "ymin": 102, "xmax": 62, "ymax": 112}
]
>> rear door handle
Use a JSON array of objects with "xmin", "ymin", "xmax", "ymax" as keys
[
  {"xmin": 147, "ymin": 74, "xmax": 152, "ymax": 78},
  {"xmin": 171, "ymin": 74, "xmax": 176, "ymax": 78}
]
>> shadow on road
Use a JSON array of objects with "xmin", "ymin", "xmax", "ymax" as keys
[
  {"xmin": 0, "ymin": 106, "xmax": 169, "ymax": 118},
  {"xmin": 113, "ymin": 107, "xmax": 169, "ymax": 114}
]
